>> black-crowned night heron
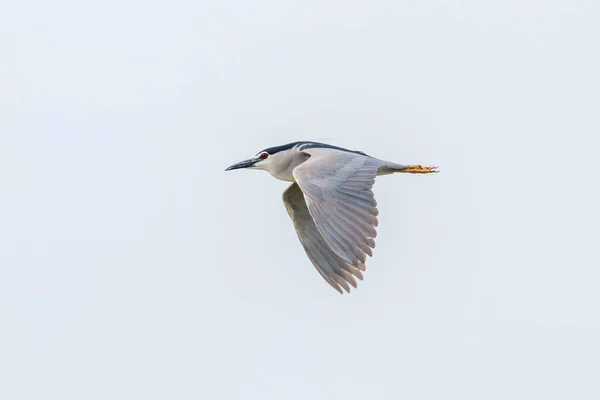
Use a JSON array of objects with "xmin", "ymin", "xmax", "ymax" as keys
[{"xmin": 226, "ymin": 141, "xmax": 438, "ymax": 294}]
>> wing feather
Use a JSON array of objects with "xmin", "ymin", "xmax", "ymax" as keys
[
  {"xmin": 283, "ymin": 183, "xmax": 366, "ymax": 293},
  {"xmin": 292, "ymin": 149, "xmax": 381, "ymax": 267}
]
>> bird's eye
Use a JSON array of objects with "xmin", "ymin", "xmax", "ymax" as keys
[{"xmin": 260, "ymin": 153, "xmax": 269, "ymax": 160}]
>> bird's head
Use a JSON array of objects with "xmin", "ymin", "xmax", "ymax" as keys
[
  {"xmin": 224, "ymin": 150, "xmax": 273, "ymax": 172},
  {"xmin": 225, "ymin": 142, "xmax": 305, "ymax": 181}
]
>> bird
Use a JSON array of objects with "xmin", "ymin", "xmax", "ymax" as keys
[{"xmin": 225, "ymin": 141, "xmax": 438, "ymax": 294}]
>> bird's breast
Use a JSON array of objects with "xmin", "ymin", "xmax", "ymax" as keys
[{"xmin": 269, "ymin": 169, "xmax": 296, "ymax": 182}]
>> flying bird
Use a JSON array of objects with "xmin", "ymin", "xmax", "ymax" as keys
[{"xmin": 225, "ymin": 141, "xmax": 437, "ymax": 293}]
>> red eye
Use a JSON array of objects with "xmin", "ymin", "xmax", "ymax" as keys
[{"xmin": 260, "ymin": 153, "xmax": 269, "ymax": 160}]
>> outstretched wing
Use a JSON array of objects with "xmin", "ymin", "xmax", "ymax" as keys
[
  {"xmin": 292, "ymin": 148, "xmax": 380, "ymax": 268},
  {"xmin": 283, "ymin": 183, "xmax": 365, "ymax": 293}
]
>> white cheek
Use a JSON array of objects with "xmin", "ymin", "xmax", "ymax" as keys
[
  {"xmin": 267, "ymin": 157, "xmax": 282, "ymax": 172},
  {"xmin": 254, "ymin": 159, "xmax": 269, "ymax": 170}
]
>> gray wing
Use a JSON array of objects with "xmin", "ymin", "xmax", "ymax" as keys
[
  {"xmin": 292, "ymin": 148, "xmax": 381, "ymax": 268},
  {"xmin": 283, "ymin": 183, "xmax": 365, "ymax": 293}
]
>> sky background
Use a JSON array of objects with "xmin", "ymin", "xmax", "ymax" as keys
[{"xmin": 1, "ymin": 0, "xmax": 599, "ymax": 399}]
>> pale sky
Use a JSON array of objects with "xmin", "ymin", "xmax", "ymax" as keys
[{"xmin": 1, "ymin": 1, "xmax": 599, "ymax": 399}]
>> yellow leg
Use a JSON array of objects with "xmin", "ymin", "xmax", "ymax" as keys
[{"xmin": 400, "ymin": 165, "xmax": 439, "ymax": 174}]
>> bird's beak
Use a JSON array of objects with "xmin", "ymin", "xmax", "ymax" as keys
[{"xmin": 225, "ymin": 158, "xmax": 259, "ymax": 171}]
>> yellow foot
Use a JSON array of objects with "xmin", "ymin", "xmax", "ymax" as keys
[{"xmin": 401, "ymin": 165, "xmax": 439, "ymax": 174}]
